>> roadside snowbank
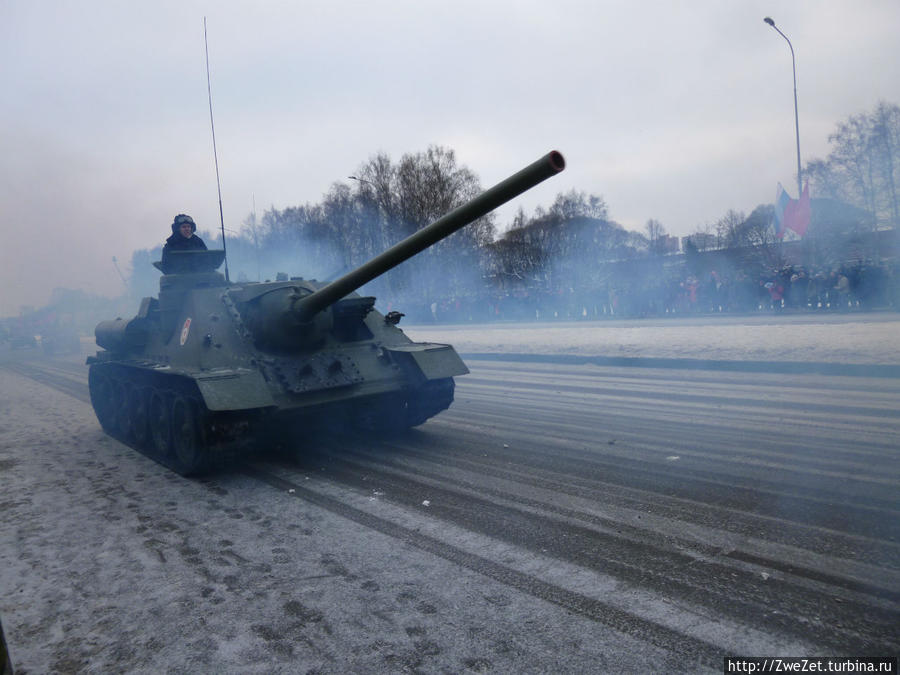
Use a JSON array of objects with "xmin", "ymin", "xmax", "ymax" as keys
[{"xmin": 403, "ymin": 313, "xmax": 900, "ymax": 365}]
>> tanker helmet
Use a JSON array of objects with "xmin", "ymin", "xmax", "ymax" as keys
[{"xmin": 172, "ymin": 213, "xmax": 196, "ymax": 233}]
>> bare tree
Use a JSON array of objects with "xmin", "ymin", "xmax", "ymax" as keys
[
  {"xmin": 548, "ymin": 190, "xmax": 608, "ymax": 221},
  {"xmin": 491, "ymin": 193, "xmax": 633, "ymax": 294},
  {"xmin": 487, "ymin": 232, "xmax": 550, "ymax": 286},
  {"xmin": 715, "ymin": 210, "xmax": 746, "ymax": 249},
  {"xmin": 347, "ymin": 145, "xmax": 496, "ymax": 302},
  {"xmin": 738, "ymin": 205, "xmax": 785, "ymax": 270},
  {"xmin": 806, "ymin": 101, "xmax": 900, "ymax": 226},
  {"xmin": 645, "ymin": 218, "xmax": 666, "ymax": 255},
  {"xmin": 870, "ymin": 101, "xmax": 900, "ymax": 225}
]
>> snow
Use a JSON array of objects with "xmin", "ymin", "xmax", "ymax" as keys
[{"xmin": 403, "ymin": 313, "xmax": 900, "ymax": 365}]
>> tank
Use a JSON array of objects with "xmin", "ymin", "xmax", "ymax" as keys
[{"xmin": 87, "ymin": 151, "xmax": 565, "ymax": 475}]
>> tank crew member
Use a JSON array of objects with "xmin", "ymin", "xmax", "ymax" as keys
[{"xmin": 162, "ymin": 214, "xmax": 207, "ymax": 270}]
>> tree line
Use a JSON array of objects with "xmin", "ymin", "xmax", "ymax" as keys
[{"xmin": 126, "ymin": 101, "xmax": 899, "ymax": 318}]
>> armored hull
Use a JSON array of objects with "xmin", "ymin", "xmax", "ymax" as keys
[
  {"xmin": 87, "ymin": 151, "xmax": 565, "ymax": 474},
  {"xmin": 88, "ymin": 268, "xmax": 465, "ymax": 474}
]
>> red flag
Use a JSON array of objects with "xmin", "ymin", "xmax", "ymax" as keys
[{"xmin": 784, "ymin": 181, "xmax": 810, "ymax": 237}]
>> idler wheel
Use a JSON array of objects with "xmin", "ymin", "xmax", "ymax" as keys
[
  {"xmin": 88, "ymin": 368, "xmax": 116, "ymax": 432},
  {"xmin": 171, "ymin": 396, "xmax": 208, "ymax": 476},
  {"xmin": 149, "ymin": 389, "xmax": 172, "ymax": 457}
]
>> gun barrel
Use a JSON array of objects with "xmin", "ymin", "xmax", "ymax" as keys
[{"xmin": 295, "ymin": 150, "xmax": 565, "ymax": 320}]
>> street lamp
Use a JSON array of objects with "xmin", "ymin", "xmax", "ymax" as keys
[{"xmin": 764, "ymin": 16, "xmax": 803, "ymax": 198}]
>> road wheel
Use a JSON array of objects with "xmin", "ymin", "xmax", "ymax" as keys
[
  {"xmin": 149, "ymin": 389, "xmax": 172, "ymax": 457},
  {"xmin": 113, "ymin": 379, "xmax": 131, "ymax": 438},
  {"xmin": 354, "ymin": 393, "xmax": 408, "ymax": 433},
  {"xmin": 88, "ymin": 368, "xmax": 116, "ymax": 432},
  {"xmin": 171, "ymin": 396, "xmax": 208, "ymax": 476},
  {"xmin": 128, "ymin": 385, "xmax": 150, "ymax": 448}
]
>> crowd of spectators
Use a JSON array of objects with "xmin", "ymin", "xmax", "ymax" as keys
[{"xmin": 400, "ymin": 260, "xmax": 900, "ymax": 323}]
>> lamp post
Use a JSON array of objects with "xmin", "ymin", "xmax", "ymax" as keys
[
  {"xmin": 348, "ymin": 175, "xmax": 374, "ymax": 188},
  {"xmin": 764, "ymin": 17, "xmax": 803, "ymax": 198}
]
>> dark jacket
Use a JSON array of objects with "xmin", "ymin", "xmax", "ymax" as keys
[{"xmin": 161, "ymin": 232, "xmax": 207, "ymax": 271}]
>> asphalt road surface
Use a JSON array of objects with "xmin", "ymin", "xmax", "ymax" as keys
[{"xmin": 1, "ymin": 349, "xmax": 898, "ymax": 673}]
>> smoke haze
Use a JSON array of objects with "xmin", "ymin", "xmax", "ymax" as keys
[{"xmin": 2, "ymin": 0, "xmax": 900, "ymax": 315}]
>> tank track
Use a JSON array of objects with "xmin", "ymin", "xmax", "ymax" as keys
[
  {"xmin": 353, "ymin": 377, "xmax": 455, "ymax": 433},
  {"xmin": 88, "ymin": 364, "xmax": 455, "ymax": 472},
  {"xmin": 88, "ymin": 362, "xmax": 256, "ymax": 476}
]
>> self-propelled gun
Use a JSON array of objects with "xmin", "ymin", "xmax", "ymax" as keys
[{"xmin": 87, "ymin": 151, "xmax": 565, "ymax": 474}]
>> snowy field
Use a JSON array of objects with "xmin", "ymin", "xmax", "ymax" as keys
[{"xmin": 403, "ymin": 312, "xmax": 900, "ymax": 365}]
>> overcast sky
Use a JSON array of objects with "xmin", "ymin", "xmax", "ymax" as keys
[{"xmin": 2, "ymin": 0, "xmax": 899, "ymax": 316}]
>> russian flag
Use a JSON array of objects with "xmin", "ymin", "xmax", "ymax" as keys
[{"xmin": 773, "ymin": 183, "xmax": 791, "ymax": 239}]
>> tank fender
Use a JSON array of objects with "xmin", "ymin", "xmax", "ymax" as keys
[
  {"xmin": 194, "ymin": 369, "xmax": 276, "ymax": 411},
  {"xmin": 384, "ymin": 343, "xmax": 469, "ymax": 381}
]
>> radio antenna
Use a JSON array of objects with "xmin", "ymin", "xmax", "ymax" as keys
[{"xmin": 204, "ymin": 16, "xmax": 230, "ymax": 282}]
